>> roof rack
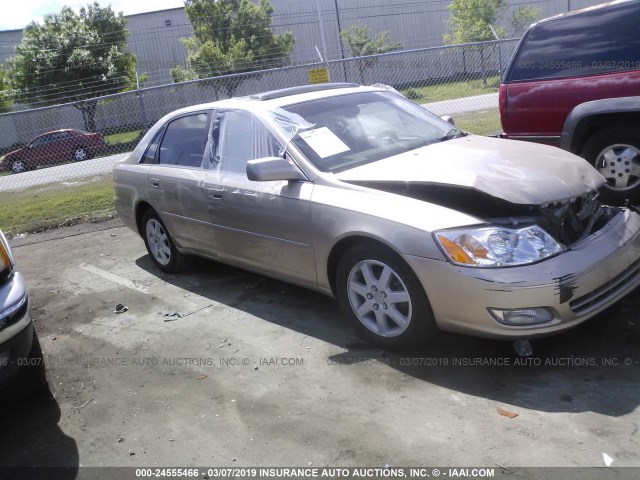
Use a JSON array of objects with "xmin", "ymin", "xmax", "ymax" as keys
[{"xmin": 250, "ymin": 83, "xmax": 360, "ymax": 101}]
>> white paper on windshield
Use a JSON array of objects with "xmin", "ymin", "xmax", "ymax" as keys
[{"xmin": 299, "ymin": 127, "xmax": 350, "ymax": 158}]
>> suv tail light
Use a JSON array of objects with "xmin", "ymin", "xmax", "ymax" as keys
[{"xmin": 499, "ymin": 84, "xmax": 508, "ymax": 124}]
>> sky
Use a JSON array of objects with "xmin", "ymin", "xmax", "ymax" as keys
[{"xmin": 0, "ymin": 0, "xmax": 185, "ymax": 30}]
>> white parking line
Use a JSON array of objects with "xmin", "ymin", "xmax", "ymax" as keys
[{"xmin": 79, "ymin": 263, "xmax": 150, "ymax": 294}]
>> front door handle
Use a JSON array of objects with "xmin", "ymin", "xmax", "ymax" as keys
[{"xmin": 204, "ymin": 186, "xmax": 225, "ymax": 200}]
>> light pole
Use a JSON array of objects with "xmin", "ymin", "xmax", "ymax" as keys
[
  {"xmin": 333, "ymin": 0, "xmax": 349, "ymax": 81},
  {"xmin": 315, "ymin": 0, "xmax": 329, "ymax": 64}
]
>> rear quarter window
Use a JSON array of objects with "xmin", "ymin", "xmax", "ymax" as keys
[{"xmin": 507, "ymin": 1, "xmax": 640, "ymax": 82}]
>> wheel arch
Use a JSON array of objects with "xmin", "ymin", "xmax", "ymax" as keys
[
  {"xmin": 135, "ymin": 200, "xmax": 154, "ymax": 237},
  {"xmin": 326, "ymin": 234, "xmax": 401, "ymax": 297},
  {"xmin": 574, "ymin": 113, "xmax": 640, "ymax": 156},
  {"xmin": 561, "ymin": 97, "xmax": 640, "ymax": 154}
]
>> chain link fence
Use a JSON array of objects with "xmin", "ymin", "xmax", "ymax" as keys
[{"xmin": 0, "ymin": 38, "xmax": 518, "ymax": 233}]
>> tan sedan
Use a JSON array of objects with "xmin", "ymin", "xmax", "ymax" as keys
[{"xmin": 113, "ymin": 84, "xmax": 640, "ymax": 350}]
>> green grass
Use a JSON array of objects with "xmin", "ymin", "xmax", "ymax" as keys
[
  {"xmin": 403, "ymin": 75, "xmax": 500, "ymax": 103},
  {"xmin": 454, "ymin": 108, "xmax": 502, "ymax": 136},
  {"xmin": 97, "ymin": 128, "xmax": 143, "ymax": 158},
  {"xmin": 104, "ymin": 129, "xmax": 142, "ymax": 145},
  {"xmin": 0, "ymin": 175, "xmax": 116, "ymax": 235}
]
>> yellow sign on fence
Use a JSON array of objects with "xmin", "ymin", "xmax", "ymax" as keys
[{"xmin": 308, "ymin": 67, "xmax": 330, "ymax": 85}]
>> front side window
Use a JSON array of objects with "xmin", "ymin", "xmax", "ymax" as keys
[
  {"xmin": 274, "ymin": 91, "xmax": 459, "ymax": 173},
  {"xmin": 158, "ymin": 113, "xmax": 210, "ymax": 167},
  {"xmin": 214, "ymin": 110, "xmax": 282, "ymax": 175}
]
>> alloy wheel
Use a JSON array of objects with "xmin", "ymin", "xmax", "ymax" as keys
[
  {"xmin": 347, "ymin": 259, "xmax": 412, "ymax": 337},
  {"xmin": 145, "ymin": 218, "xmax": 171, "ymax": 266}
]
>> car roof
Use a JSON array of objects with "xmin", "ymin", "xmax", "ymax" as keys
[
  {"xmin": 164, "ymin": 84, "xmax": 383, "ymax": 118},
  {"xmin": 535, "ymin": 0, "xmax": 633, "ymax": 25},
  {"xmin": 34, "ymin": 128, "xmax": 77, "ymax": 137}
]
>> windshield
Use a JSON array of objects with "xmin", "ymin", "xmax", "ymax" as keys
[{"xmin": 273, "ymin": 91, "xmax": 463, "ymax": 173}]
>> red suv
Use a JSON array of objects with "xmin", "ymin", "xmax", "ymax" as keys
[
  {"xmin": 499, "ymin": 0, "xmax": 640, "ymax": 204},
  {"xmin": 0, "ymin": 128, "xmax": 105, "ymax": 174}
]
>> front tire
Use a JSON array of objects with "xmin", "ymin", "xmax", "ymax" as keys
[
  {"xmin": 582, "ymin": 127, "xmax": 640, "ymax": 205},
  {"xmin": 336, "ymin": 244, "xmax": 437, "ymax": 350},
  {"xmin": 142, "ymin": 209, "xmax": 188, "ymax": 273}
]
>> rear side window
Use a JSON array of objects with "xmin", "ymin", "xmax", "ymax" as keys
[
  {"xmin": 158, "ymin": 113, "xmax": 210, "ymax": 167},
  {"xmin": 508, "ymin": 2, "xmax": 640, "ymax": 82}
]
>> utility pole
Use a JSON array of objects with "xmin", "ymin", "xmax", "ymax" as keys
[
  {"xmin": 333, "ymin": 0, "xmax": 348, "ymax": 81},
  {"xmin": 334, "ymin": 0, "xmax": 345, "ymax": 60},
  {"xmin": 316, "ymin": 0, "xmax": 329, "ymax": 65}
]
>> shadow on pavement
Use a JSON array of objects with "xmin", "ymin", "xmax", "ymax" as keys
[
  {"xmin": 135, "ymin": 253, "xmax": 640, "ymax": 419},
  {"xmin": 0, "ymin": 385, "xmax": 79, "ymax": 479}
]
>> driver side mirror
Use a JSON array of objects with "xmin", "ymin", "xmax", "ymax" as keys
[{"xmin": 246, "ymin": 157, "xmax": 307, "ymax": 182}]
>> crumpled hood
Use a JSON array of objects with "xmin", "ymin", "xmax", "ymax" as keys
[{"xmin": 335, "ymin": 135, "xmax": 605, "ymax": 204}]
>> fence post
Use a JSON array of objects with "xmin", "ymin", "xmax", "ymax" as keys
[
  {"xmin": 489, "ymin": 25, "xmax": 503, "ymax": 82},
  {"xmin": 136, "ymin": 71, "xmax": 149, "ymax": 133}
]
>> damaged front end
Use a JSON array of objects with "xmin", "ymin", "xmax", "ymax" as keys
[
  {"xmin": 482, "ymin": 189, "xmax": 619, "ymax": 247},
  {"xmin": 347, "ymin": 181, "xmax": 621, "ymax": 257}
]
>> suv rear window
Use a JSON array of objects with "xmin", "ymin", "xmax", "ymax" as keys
[{"xmin": 507, "ymin": 1, "xmax": 640, "ymax": 82}]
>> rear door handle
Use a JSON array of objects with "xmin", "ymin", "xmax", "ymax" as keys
[{"xmin": 149, "ymin": 178, "xmax": 160, "ymax": 188}]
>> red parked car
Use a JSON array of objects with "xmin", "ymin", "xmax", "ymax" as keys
[
  {"xmin": 500, "ymin": 0, "xmax": 640, "ymax": 204},
  {"xmin": 0, "ymin": 128, "xmax": 105, "ymax": 174}
]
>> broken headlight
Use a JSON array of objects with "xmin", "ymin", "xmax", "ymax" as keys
[{"xmin": 434, "ymin": 225, "xmax": 563, "ymax": 267}]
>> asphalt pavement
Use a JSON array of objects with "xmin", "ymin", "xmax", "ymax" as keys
[{"xmin": 2, "ymin": 221, "xmax": 639, "ymax": 470}]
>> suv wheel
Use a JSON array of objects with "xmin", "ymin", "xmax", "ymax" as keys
[{"xmin": 582, "ymin": 127, "xmax": 640, "ymax": 205}]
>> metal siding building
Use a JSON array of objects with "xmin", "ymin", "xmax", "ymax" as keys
[{"xmin": 1, "ymin": 1, "xmax": 606, "ymax": 86}]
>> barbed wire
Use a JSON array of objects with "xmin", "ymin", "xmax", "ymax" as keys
[{"xmin": 0, "ymin": 0, "xmax": 576, "ymax": 107}]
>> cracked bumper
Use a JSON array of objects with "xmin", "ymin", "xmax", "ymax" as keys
[{"xmin": 403, "ymin": 210, "xmax": 640, "ymax": 339}]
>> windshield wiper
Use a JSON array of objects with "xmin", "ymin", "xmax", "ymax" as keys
[{"xmin": 440, "ymin": 128, "xmax": 467, "ymax": 142}]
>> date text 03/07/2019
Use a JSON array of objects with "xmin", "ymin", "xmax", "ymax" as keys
[{"xmin": 134, "ymin": 467, "xmax": 497, "ymax": 478}]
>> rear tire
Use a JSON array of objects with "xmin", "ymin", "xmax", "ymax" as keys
[
  {"xmin": 142, "ymin": 209, "xmax": 188, "ymax": 273},
  {"xmin": 336, "ymin": 243, "xmax": 437, "ymax": 351},
  {"xmin": 73, "ymin": 147, "xmax": 89, "ymax": 162},
  {"xmin": 582, "ymin": 127, "xmax": 640, "ymax": 205}
]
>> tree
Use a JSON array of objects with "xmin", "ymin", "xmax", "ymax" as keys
[
  {"xmin": 0, "ymin": 70, "xmax": 11, "ymax": 114},
  {"xmin": 8, "ymin": 2, "xmax": 138, "ymax": 131},
  {"xmin": 171, "ymin": 0, "xmax": 294, "ymax": 98},
  {"xmin": 444, "ymin": 0, "xmax": 506, "ymax": 86},
  {"xmin": 340, "ymin": 24, "xmax": 402, "ymax": 84},
  {"xmin": 511, "ymin": 6, "xmax": 540, "ymax": 37}
]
